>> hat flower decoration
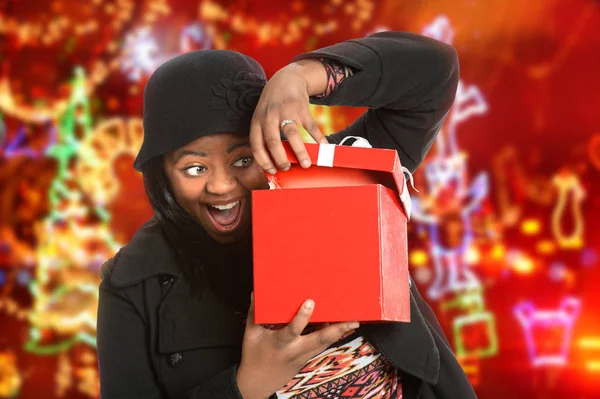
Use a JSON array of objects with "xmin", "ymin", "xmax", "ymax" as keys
[{"xmin": 210, "ymin": 71, "xmax": 267, "ymax": 120}]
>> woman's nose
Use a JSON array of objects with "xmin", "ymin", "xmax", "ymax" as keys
[{"xmin": 206, "ymin": 167, "xmax": 237, "ymax": 195}]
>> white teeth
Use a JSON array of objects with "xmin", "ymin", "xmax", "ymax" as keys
[{"xmin": 209, "ymin": 201, "xmax": 239, "ymax": 211}]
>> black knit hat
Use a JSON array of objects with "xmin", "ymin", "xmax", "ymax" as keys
[{"xmin": 134, "ymin": 50, "xmax": 267, "ymax": 171}]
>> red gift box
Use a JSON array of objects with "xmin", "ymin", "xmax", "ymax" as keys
[{"xmin": 252, "ymin": 140, "xmax": 413, "ymax": 324}]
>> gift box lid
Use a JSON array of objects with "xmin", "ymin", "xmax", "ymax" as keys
[{"xmin": 269, "ymin": 140, "xmax": 414, "ymax": 219}]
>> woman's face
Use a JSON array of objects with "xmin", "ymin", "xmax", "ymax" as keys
[{"xmin": 163, "ymin": 132, "xmax": 269, "ymax": 243}]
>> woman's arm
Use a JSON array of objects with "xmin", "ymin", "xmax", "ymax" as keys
[{"xmin": 291, "ymin": 31, "xmax": 460, "ymax": 174}]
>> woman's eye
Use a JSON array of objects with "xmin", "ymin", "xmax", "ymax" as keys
[
  {"xmin": 233, "ymin": 156, "xmax": 253, "ymax": 168},
  {"xmin": 184, "ymin": 166, "xmax": 207, "ymax": 176}
]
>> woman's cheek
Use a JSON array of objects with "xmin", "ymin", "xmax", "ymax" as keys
[{"xmin": 173, "ymin": 175, "xmax": 206, "ymax": 204}]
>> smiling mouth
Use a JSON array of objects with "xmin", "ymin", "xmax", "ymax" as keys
[{"xmin": 205, "ymin": 198, "xmax": 244, "ymax": 233}]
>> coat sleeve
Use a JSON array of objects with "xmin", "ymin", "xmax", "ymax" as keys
[
  {"xmin": 97, "ymin": 280, "xmax": 248, "ymax": 399},
  {"xmin": 291, "ymin": 31, "xmax": 459, "ymax": 174},
  {"xmin": 410, "ymin": 278, "xmax": 479, "ymax": 399}
]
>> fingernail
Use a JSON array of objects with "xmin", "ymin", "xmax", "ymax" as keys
[
  {"xmin": 320, "ymin": 137, "xmax": 329, "ymax": 144},
  {"xmin": 268, "ymin": 168, "xmax": 277, "ymax": 175},
  {"xmin": 350, "ymin": 322, "xmax": 360, "ymax": 329},
  {"xmin": 282, "ymin": 165, "xmax": 290, "ymax": 172},
  {"xmin": 301, "ymin": 159, "xmax": 311, "ymax": 168},
  {"xmin": 304, "ymin": 299, "xmax": 314, "ymax": 310}
]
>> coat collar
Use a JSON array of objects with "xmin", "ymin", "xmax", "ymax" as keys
[
  {"xmin": 106, "ymin": 217, "xmax": 440, "ymax": 385},
  {"xmin": 109, "ymin": 216, "xmax": 183, "ymax": 287}
]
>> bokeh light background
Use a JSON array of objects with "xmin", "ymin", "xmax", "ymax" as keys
[{"xmin": 1, "ymin": 0, "xmax": 599, "ymax": 398}]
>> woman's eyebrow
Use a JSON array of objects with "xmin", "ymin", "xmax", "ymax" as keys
[
  {"xmin": 227, "ymin": 142, "xmax": 251, "ymax": 153},
  {"xmin": 174, "ymin": 150, "xmax": 208, "ymax": 162}
]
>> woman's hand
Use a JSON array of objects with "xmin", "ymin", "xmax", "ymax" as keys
[
  {"xmin": 236, "ymin": 294, "xmax": 359, "ymax": 399},
  {"xmin": 249, "ymin": 60, "xmax": 329, "ymax": 175}
]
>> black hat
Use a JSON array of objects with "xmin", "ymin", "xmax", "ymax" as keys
[{"xmin": 134, "ymin": 50, "xmax": 267, "ymax": 171}]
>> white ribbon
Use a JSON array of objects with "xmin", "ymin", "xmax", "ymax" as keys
[
  {"xmin": 400, "ymin": 166, "xmax": 418, "ymax": 221},
  {"xmin": 316, "ymin": 143, "xmax": 336, "ymax": 167},
  {"xmin": 339, "ymin": 136, "xmax": 373, "ymax": 148},
  {"xmin": 401, "ymin": 166, "xmax": 419, "ymax": 193}
]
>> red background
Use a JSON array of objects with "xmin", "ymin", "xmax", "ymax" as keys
[{"xmin": 1, "ymin": 0, "xmax": 599, "ymax": 398}]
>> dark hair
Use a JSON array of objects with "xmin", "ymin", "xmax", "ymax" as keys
[{"xmin": 140, "ymin": 156, "xmax": 253, "ymax": 310}]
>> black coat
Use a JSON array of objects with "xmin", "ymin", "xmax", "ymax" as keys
[{"xmin": 97, "ymin": 32, "xmax": 478, "ymax": 399}]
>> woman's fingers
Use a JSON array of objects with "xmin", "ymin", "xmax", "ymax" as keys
[
  {"xmin": 275, "ymin": 299, "xmax": 315, "ymax": 345},
  {"xmin": 244, "ymin": 292, "xmax": 266, "ymax": 337},
  {"xmin": 249, "ymin": 120, "xmax": 277, "ymax": 175},
  {"xmin": 299, "ymin": 321, "xmax": 359, "ymax": 359},
  {"xmin": 263, "ymin": 116, "xmax": 291, "ymax": 171},
  {"xmin": 251, "ymin": 96, "xmax": 324, "ymax": 172},
  {"xmin": 282, "ymin": 120, "xmax": 312, "ymax": 168}
]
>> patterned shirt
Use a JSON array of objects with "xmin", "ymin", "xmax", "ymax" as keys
[{"xmin": 276, "ymin": 330, "xmax": 402, "ymax": 399}]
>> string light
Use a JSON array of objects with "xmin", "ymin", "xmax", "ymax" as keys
[
  {"xmin": 198, "ymin": 0, "xmax": 374, "ymax": 48},
  {"xmin": 0, "ymin": 0, "xmax": 134, "ymax": 47},
  {"xmin": 0, "ymin": 0, "xmax": 169, "ymax": 124}
]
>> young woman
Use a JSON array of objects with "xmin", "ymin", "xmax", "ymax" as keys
[{"xmin": 97, "ymin": 31, "xmax": 478, "ymax": 399}]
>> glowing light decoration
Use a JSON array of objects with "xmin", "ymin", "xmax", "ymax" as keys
[
  {"xmin": 551, "ymin": 172, "xmax": 586, "ymax": 249},
  {"xmin": 44, "ymin": 67, "xmax": 92, "ymax": 215},
  {"xmin": 514, "ymin": 297, "xmax": 581, "ymax": 367},
  {"xmin": 1, "ymin": 123, "xmax": 57, "ymax": 159},
  {"xmin": 0, "ymin": 0, "xmax": 136, "ymax": 47},
  {"xmin": 0, "ymin": 352, "xmax": 21, "ymax": 398},
  {"xmin": 180, "ymin": 23, "xmax": 212, "ymax": 53},
  {"xmin": 441, "ymin": 290, "xmax": 499, "ymax": 359},
  {"xmin": 506, "ymin": 249, "xmax": 536, "ymax": 275},
  {"xmin": 453, "ymin": 312, "xmax": 498, "ymax": 358},
  {"xmin": 422, "ymin": 15, "xmax": 454, "ymax": 45},
  {"xmin": 492, "ymin": 146, "xmax": 556, "ymax": 227},
  {"xmin": 0, "ymin": 0, "xmax": 169, "ymax": 124},
  {"xmin": 199, "ymin": 0, "xmax": 373, "ymax": 48},
  {"xmin": 456, "ymin": 355, "xmax": 480, "ymax": 387},
  {"xmin": 121, "ymin": 23, "xmax": 213, "ymax": 82},
  {"xmin": 76, "ymin": 118, "xmax": 144, "ymax": 206},
  {"xmin": 412, "ymin": 154, "xmax": 489, "ymax": 299},
  {"xmin": 2, "ymin": 126, "xmax": 37, "ymax": 158},
  {"xmin": 121, "ymin": 27, "xmax": 161, "ymax": 81},
  {"xmin": 26, "ymin": 67, "xmax": 121, "ymax": 358},
  {"xmin": 579, "ymin": 337, "xmax": 600, "ymax": 373},
  {"xmin": 445, "ymin": 82, "xmax": 488, "ymax": 155},
  {"xmin": 409, "ymin": 16, "xmax": 492, "ymax": 301}
]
